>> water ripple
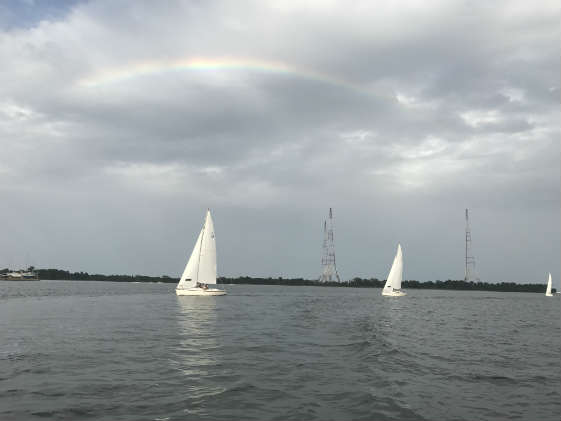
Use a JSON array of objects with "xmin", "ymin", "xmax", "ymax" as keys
[{"xmin": 0, "ymin": 282, "xmax": 559, "ymax": 420}]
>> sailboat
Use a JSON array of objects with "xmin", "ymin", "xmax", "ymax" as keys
[
  {"xmin": 545, "ymin": 272, "xmax": 553, "ymax": 297},
  {"xmin": 176, "ymin": 209, "xmax": 226, "ymax": 296},
  {"xmin": 382, "ymin": 244, "xmax": 406, "ymax": 297}
]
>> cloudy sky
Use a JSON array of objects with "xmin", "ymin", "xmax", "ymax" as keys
[{"xmin": 1, "ymin": 0, "xmax": 559, "ymax": 283}]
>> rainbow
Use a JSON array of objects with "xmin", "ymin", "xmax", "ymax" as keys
[{"xmin": 77, "ymin": 56, "xmax": 368, "ymax": 94}]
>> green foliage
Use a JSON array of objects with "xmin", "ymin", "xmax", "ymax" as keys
[
  {"xmin": 32, "ymin": 269, "xmax": 554, "ymax": 292},
  {"xmin": 35, "ymin": 268, "xmax": 178, "ymax": 283},
  {"xmin": 401, "ymin": 279, "xmax": 549, "ymax": 293},
  {"xmin": 217, "ymin": 276, "xmax": 551, "ymax": 292}
]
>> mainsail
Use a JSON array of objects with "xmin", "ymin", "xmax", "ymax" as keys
[
  {"xmin": 383, "ymin": 244, "xmax": 403, "ymax": 294},
  {"xmin": 198, "ymin": 210, "xmax": 217, "ymax": 285},
  {"xmin": 176, "ymin": 210, "xmax": 217, "ymax": 290}
]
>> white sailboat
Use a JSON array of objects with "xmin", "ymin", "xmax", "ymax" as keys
[
  {"xmin": 176, "ymin": 209, "xmax": 226, "ymax": 296},
  {"xmin": 382, "ymin": 244, "xmax": 406, "ymax": 297},
  {"xmin": 545, "ymin": 272, "xmax": 553, "ymax": 297}
]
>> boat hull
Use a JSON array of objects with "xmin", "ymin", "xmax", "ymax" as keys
[
  {"xmin": 382, "ymin": 290, "xmax": 407, "ymax": 297},
  {"xmin": 176, "ymin": 288, "xmax": 226, "ymax": 296}
]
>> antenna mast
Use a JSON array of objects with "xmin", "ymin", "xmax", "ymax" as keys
[
  {"xmin": 464, "ymin": 209, "xmax": 479, "ymax": 281},
  {"xmin": 319, "ymin": 208, "xmax": 341, "ymax": 282}
]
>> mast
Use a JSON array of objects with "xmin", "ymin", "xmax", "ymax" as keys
[
  {"xmin": 465, "ymin": 209, "xmax": 468, "ymax": 280},
  {"xmin": 464, "ymin": 209, "xmax": 478, "ymax": 281},
  {"xmin": 319, "ymin": 207, "xmax": 341, "ymax": 282}
]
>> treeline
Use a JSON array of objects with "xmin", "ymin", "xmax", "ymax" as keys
[
  {"xmin": 217, "ymin": 276, "xmax": 334, "ymax": 286},
  {"xmin": 401, "ymin": 279, "xmax": 550, "ymax": 293},
  {"xmin": 218, "ymin": 276, "xmax": 552, "ymax": 292},
  {"xmin": 217, "ymin": 276, "xmax": 384, "ymax": 288},
  {"xmin": 30, "ymin": 269, "xmax": 553, "ymax": 292},
  {"xmin": 35, "ymin": 269, "xmax": 178, "ymax": 283}
]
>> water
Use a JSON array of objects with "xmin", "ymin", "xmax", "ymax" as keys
[{"xmin": 1, "ymin": 281, "xmax": 559, "ymax": 421}]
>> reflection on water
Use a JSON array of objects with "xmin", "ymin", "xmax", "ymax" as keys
[
  {"xmin": 0, "ymin": 283, "xmax": 559, "ymax": 421},
  {"xmin": 379, "ymin": 294, "xmax": 408, "ymax": 330},
  {"xmin": 172, "ymin": 297, "xmax": 226, "ymax": 406}
]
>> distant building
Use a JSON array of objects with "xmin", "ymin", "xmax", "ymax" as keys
[{"xmin": 0, "ymin": 270, "xmax": 39, "ymax": 281}]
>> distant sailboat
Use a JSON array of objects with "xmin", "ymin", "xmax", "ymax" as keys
[
  {"xmin": 545, "ymin": 272, "xmax": 553, "ymax": 297},
  {"xmin": 382, "ymin": 244, "xmax": 406, "ymax": 297},
  {"xmin": 176, "ymin": 209, "xmax": 226, "ymax": 296}
]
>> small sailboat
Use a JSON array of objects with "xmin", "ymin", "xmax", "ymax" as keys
[
  {"xmin": 176, "ymin": 209, "xmax": 226, "ymax": 296},
  {"xmin": 382, "ymin": 244, "xmax": 406, "ymax": 297},
  {"xmin": 545, "ymin": 272, "xmax": 553, "ymax": 297}
]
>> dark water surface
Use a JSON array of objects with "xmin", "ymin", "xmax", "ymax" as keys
[{"xmin": 1, "ymin": 281, "xmax": 559, "ymax": 420}]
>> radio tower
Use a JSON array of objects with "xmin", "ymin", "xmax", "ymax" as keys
[
  {"xmin": 319, "ymin": 208, "xmax": 341, "ymax": 282},
  {"xmin": 464, "ymin": 209, "xmax": 480, "ymax": 281}
]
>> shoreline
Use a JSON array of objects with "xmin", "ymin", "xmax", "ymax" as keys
[{"xmin": 1, "ymin": 269, "xmax": 551, "ymax": 293}]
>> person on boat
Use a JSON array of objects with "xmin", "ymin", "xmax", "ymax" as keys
[{"xmin": 202, "ymin": 283, "xmax": 208, "ymax": 290}]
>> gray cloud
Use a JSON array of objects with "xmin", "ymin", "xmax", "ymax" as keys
[{"xmin": 0, "ymin": 0, "xmax": 559, "ymax": 283}]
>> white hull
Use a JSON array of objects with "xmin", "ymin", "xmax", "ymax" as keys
[
  {"xmin": 382, "ymin": 290, "xmax": 407, "ymax": 297},
  {"xmin": 176, "ymin": 288, "xmax": 226, "ymax": 296}
]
